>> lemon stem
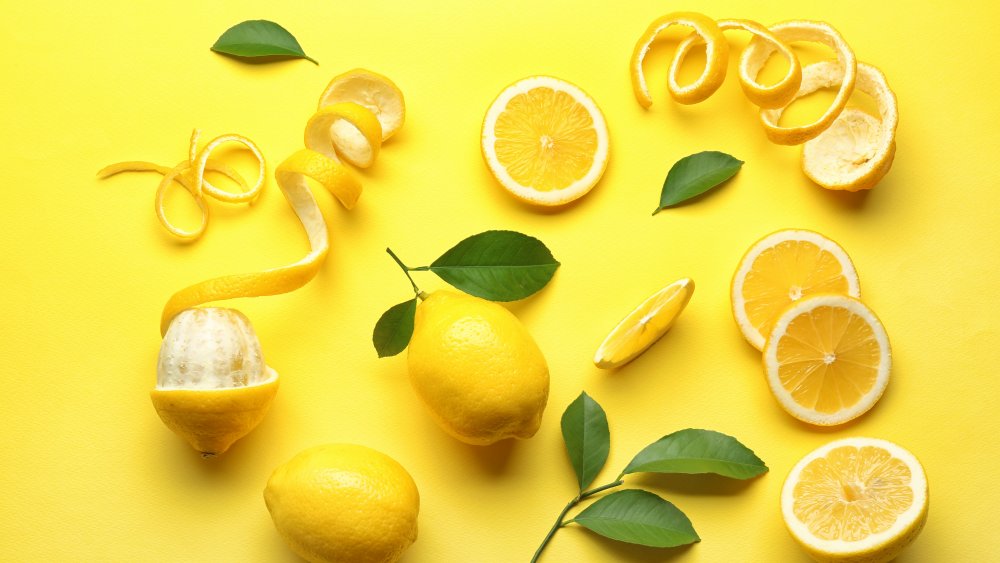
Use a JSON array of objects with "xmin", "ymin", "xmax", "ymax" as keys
[
  {"xmin": 385, "ymin": 247, "xmax": 424, "ymax": 298},
  {"xmin": 530, "ymin": 479, "xmax": 625, "ymax": 563}
]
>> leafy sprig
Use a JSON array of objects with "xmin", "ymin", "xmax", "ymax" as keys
[
  {"xmin": 532, "ymin": 392, "xmax": 768, "ymax": 561},
  {"xmin": 373, "ymin": 230, "xmax": 559, "ymax": 357}
]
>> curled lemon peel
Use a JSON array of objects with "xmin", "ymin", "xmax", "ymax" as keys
[
  {"xmin": 632, "ymin": 13, "xmax": 896, "ymax": 190},
  {"xmin": 156, "ymin": 71, "xmax": 398, "ymax": 334},
  {"xmin": 98, "ymin": 130, "xmax": 266, "ymax": 241}
]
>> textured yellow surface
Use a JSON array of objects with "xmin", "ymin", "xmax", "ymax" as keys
[{"xmin": 2, "ymin": 1, "xmax": 998, "ymax": 561}]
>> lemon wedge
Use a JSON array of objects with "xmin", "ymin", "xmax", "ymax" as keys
[
  {"xmin": 594, "ymin": 278, "xmax": 694, "ymax": 369},
  {"xmin": 763, "ymin": 294, "xmax": 891, "ymax": 425},
  {"xmin": 782, "ymin": 437, "xmax": 928, "ymax": 562},
  {"xmin": 481, "ymin": 75, "xmax": 610, "ymax": 207}
]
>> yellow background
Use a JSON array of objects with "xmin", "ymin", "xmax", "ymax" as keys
[{"xmin": 2, "ymin": 0, "xmax": 998, "ymax": 560}]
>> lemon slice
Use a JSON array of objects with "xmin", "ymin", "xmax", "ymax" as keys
[
  {"xmin": 782, "ymin": 437, "xmax": 928, "ymax": 562},
  {"xmin": 630, "ymin": 12, "xmax": 729, "ymax": 106},
  {"xmin": 594, "ymin": 278, "xmax": 694, "ymax": 369},
  {"xmin": 481, "ymin": 75, "xmax": 609, "ymax": 206},
  {"xmin": 673, "ymin": 19, "xmax": 802, "ymax": 109},
  {"xmin": 732, "ymin": 229, "xmax": 860, "ymax": 350},
  {"xmin": 317, "ymin": 68, "xmax": 405, "ymax": 141},
  {"xmin": 763, "ymin": 294, "xmax": 890, "ymax": 425},
  {"xmin": 801, "ymin": 62, "xmax": 898, "ymax": 191},
  {"xmin": 743, "ymin": 20, "xmax": 858, "ymax": 145}
]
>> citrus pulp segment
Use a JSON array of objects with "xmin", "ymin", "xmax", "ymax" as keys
[
  {"xmin": 782, "ymin": 437, "xmax": 928, "ymax": 562},
  {"xmin": 481, "ymin": 75, "xmax": 609, "ymax": 206},
  {"xmin": 802, "ymin": 62, "xmax": 898, "ymax": 191},
  {"xmin": 763, "ymin": 294, "xmax": 890, "ymax": 426},
  {"xmin": 731, "ymin": 229, "xmax": 860, "ymax": 350},
  {"xmin": 594, "ymin": 278, "xmax": 694, "ymax": 369},
  {"xmin": 317, "ymin": 68, "xmax": 405, "ymax": 141}
]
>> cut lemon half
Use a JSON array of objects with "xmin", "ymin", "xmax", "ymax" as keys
[
  {"xmin": 732, "ymin": 229, "xmax": 860, "ymax": 350},
  {"xmin": 317, "ymin": 68, "xmax": 405, "ymax": 141},
  {"xmin": 594, "ymin": 278, "xmax": 694, "ymax": 369},
  {"xmin": 481, "ymin": 75, "xmax": 609, "ymax": 207},
  {"xmin": 763, "ymin": 294, "xmax": 890, "ymax": 426},
  {"xmin": 782, "ymin": 437, "xmax": 928, "ymax": 562}
]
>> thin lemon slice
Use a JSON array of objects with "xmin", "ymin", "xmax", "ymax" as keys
[
  {"xmin": 742, "ymin": 20, "xmax": 858, "ymax": 145},
  {"xmin": 763, "ymin": 294, "xmax": 890, "ymax": 425},
  {"xmin": 802, "ymin": 62, "xmax": 898, "ymax": 191},
  {"xmin": 317, "ymin": 68, "xmax": 405, "ymax": 141},
  {"xmin": 782, "ymin": 437, "xmax": 928, "ymax": 562},
  {"xmin": 732, "ymin": 229, "xmax": 860, "ymax": 350},
  {"xmin": 630, "ymin": 12, "xmax": 729, "ymax": 106},
  {"xmin": 481, "ymin": 75, "xmax": 609, "ymax": 207},
  {"xmin": 594, "ymin": 278, "xmax": 694, "ymax": 369}
]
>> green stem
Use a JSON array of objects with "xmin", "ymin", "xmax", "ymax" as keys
[
  {"xmin": 385, "ymin": 247, "xmax": 425, "ymax": 299},
  {"xmin": 530, "ymin": 479, "xmax": 625, "ymax": 563}
]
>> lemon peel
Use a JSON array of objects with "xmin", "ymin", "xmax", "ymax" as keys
[
  {"xmin": 801, "ymin": 62, "xmax": 898, "ymax": 191},
  {"xmin": 673, "ymin": 19, "xmax": 803, "ymax": 109},
  {"xmin": 318, "ymin": 68, "xmax": 406, "ymax": 141},
  {"xmin": 630, "ymin": 12, "xmax": 729, "ymax": 107},
  {"xmin": 745, "ymin": 20, "xmax": 858, "ymax": 146},
  {"xmin": 98, "ymin": 129, "xmax": 266, "ymax": 241}
]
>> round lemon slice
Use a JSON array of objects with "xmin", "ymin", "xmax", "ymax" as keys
[
  {"xmin": 731, "ymin": 229, "xmax": 860, "ymax": 350},
  {"xmin": 317, "ymin": 68, "xmax": 405, "ymax": 141},
  {"xmin": 630, "ymin": 12, "xmax": 729, "ymax": 107},
  {"xmin": 802, "ymin": 62, "xmax": 898, "ymax": 191},
  {"xmin": 594, "ymin": 278, "xmax": 694, "ymax": 369},
  {"xmin": 481, "ymin": 75, "xmax": 609, "ymax": 206},
  {"xmin": 782, "ymin": 437, "xmax": 928, "ymax": 562},
  {"xmin": 763, "ymin": 294, "xmax": 891, "ymax": 426}
]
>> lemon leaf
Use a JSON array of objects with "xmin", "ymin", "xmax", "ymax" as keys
[
  {"xmin": 373, "ymin": 298, "xmax": 417, "ymax": 358},
  {"xmin": 568, "ymin": 490, "xmax": 699, "ymax": 548},
  {"xmin": 561, "ymin": 392, "xmax": 610, "ymax": 492},
  {"xmin": 425, "ymin": 230, "xmax": 559, "ymax": 301},
  {"xmin": 623, "ymin": 429, "xmax": 768, "ymax": 479},
  {"xmin": 211, "ymin": 20, "xmax": 318, "ymax": 65},
  {"xmin": 653, "ymin": 151, "xmax": 743, "ymax": 213}
]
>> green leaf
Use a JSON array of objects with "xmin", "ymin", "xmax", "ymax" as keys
[
  {"xmin": 426, "ymin": 230, "xmax": 559, "ymax": 301},
  {"xmin": 372, "ymin": 298, "xmax": 417, "ymax": 358},
  {"xmin": 211, "ymin": 20, "xmax": 318, "ymax": 64},
  {"xmin": 653, "ymin": 151, "xmax": 743, "ymax": 213},
  {"xmin": 623, "ymin": 429, "xmax": 768, "ymax": 479},
  {"xmin": 569, "ymin": 489, "xmax": 699, "ymax": 548},
  {"xmin": 561, "ymin": 392, "xmax": 610, "ymax": 492}
]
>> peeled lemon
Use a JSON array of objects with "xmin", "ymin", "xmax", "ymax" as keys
[
  {"xmin": 407, "ymin": 291, "xmax": 550, "ymax": 445},
  {"xmin": 150, "ymin": 307, "xmax": 278, "ymax": 457},
  {"xmin": 264, "ymin": 443, "xmax": 419, "ymax": 563}
]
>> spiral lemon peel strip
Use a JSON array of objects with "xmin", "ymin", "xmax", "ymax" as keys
[
  {"xmin": 632, "ymin": 13, "xmax": 896, "ymax": 190},
  {"xmin": 630, "ymin": 12, "xmax": 729, "ymax": 107},
  {"xmin": 98, "ymin": 130, "xmax": 265, "ymax": 240},
  {"xmin": 158, "ymin": 74, "xmax": 393, "ymax": 334},
  {"xmin": 672, "ymin": 19, "xmax": 803, "ymax": 109}
]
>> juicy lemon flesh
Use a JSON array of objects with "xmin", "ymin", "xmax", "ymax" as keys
[
  {"xmin": 794, "ymin": 445, "xmax": 913, "ymax": 542},
  {"xmin": 494, "ymin": 87, "xmax": 598, "ymax": 191},
  {"xmin": 776, "ymin": 305, "xmax": 880, "ymax": 414},
  {"xmin": 744, "ymin": 240, "xmax": 852, "ymax": 341},
  {"xmin": 596, "ymin": 280, "xmax": 693, "ymax": 368}
]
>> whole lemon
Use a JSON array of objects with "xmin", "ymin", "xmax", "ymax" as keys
[
  {"xmin": 407, "ymin": 290, "xmax": 550, "ymax": 445},
  {"xmin": 263, "ymin": 444, "xmax": 419, "ymax": 563}
]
